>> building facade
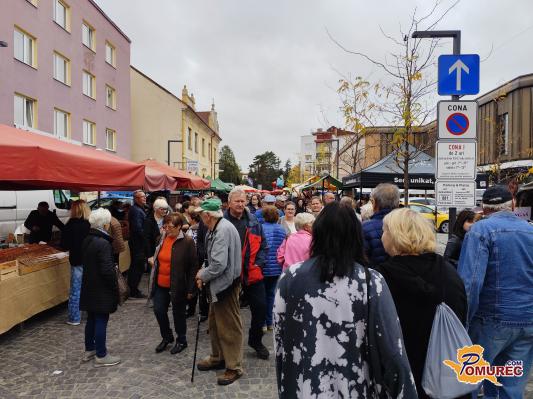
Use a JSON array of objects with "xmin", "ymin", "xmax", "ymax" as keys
[
  {"xmin": 299, "ymin": 134, "xmax": 316, "ymax": 180},
  {"xmin": 130, "ymin": 67, "xmax": 221, "ymax": 178},
  {"xmin": 0, "ymin": 0, "xmax": 132, "ymax": 158}
]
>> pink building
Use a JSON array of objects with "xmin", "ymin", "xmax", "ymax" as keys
[{"xmin": 0, "ymin": 0, "xmax": 132, "ymax": 159}]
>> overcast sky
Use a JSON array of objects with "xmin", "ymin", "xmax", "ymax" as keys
[{"xmin": 95, "ymin": 0, "xmax": 533, "ymax": 171}]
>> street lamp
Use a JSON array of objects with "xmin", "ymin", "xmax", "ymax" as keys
[
  {"xmin": 0, "ymin": 41, "xmax": 8, "ymax": 47},
  {"xmin": 412, "ymin": 29, "xmax": 462, "ymax": 236}
]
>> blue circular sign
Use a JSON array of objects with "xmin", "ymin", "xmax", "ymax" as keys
[{"xmin": 446, "ymin": 113, "xmax": 469, "ymax": 135}]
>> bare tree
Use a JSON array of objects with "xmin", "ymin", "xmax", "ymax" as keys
[{"xmin": 329, "ymin": 0, "xmax": 459, "ymax": 198}]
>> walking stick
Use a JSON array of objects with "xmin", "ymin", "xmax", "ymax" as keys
[{"xmin": 191, "ymin": 287, "xmax": 202, "ymax": 383}]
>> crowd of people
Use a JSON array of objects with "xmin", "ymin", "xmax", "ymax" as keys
[{"xmin": 43, "ymin": 182, "xmax": 532, "ymax": 397}]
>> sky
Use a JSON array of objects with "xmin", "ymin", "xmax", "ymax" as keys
[{"xmin": 95, "ymin": 0, "xmax": 533, "ymax": 171}]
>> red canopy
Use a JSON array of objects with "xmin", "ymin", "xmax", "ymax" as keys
[
  {"xmin": 139, "ymin": 159, "xmax": 210, "ymax": 190},
  {"xmin": 0, "ymin": 124, "xmax": 145, "ymax": 191},
  {"xmin": 144, "ymin": 166, "xmax": 178, "ymax": 191}
]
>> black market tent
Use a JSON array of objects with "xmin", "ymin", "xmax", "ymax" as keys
[
  {"xmin": 300, "ymin": 174, "xmax": 343, "ymax": 191},
  {"xmin": 342, "ymin": 144, "xmax": 488, "ymax": 190},
  {"xmin": 209, "ymin": 177, "xmax": 232, "ymax": 193}
]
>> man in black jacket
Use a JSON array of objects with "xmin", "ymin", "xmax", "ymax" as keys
[
  {"xmin": 24, "ymin": 202, "xmax": 65, "ymax": 244},
  {"xmin": 128, "ymin": 190, "xmax": 147, "ymax": 298}
]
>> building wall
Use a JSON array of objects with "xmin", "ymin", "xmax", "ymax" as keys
[
  {"xmin": 130, "ymin": 67, "xmax": 183, "ymax": 164},
  {"xmin": 0, "ymin": 0, "xmax": 132, "ymax": 158},
  {"xmin": 299, "ymin": 135, "xmax": 316, "ymax": 180},
  {"xmin": 477, "ymin": 76, "xmax": 533, "ymax": 166}
]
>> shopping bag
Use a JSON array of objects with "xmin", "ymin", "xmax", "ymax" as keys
[
  {"xmin": 115, "ymin": 265, "xmax": 129, "ymax": 305},
  {"xmin": 421, "ymin": 302, "xmax": 478, "ymax": 398}
]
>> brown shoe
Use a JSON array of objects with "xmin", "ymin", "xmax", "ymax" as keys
[
  {"xmin": 217, "ymin": 369, "xmax": 243, "ymax": 386},
  {"xmin": 197, "ymin": 358, "xmax": 226, "ymax": 371}
]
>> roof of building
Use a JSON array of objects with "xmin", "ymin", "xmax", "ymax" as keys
[
  {"xmin": 130, "ymin": 66, "xmax": 222, "ymax": 141},
  {"xmin": 476, "ymin": 73, "xmax": 533, "ymax": 106},
  {"xmin": 197, "ymin": 112, "xmax": 210, "ymax": 125},
  {"xmin": 88, "ymin": 0, "xmax": 131, "ymax": 43}
]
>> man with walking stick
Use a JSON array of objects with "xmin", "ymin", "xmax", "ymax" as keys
[{"xmin": 194, "ymin": 199, "xmax": 244, "ymax": 386}]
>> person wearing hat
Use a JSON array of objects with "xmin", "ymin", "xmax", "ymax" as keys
[
  {"xmin": 255, "ymin": 194, "xmax": 283, "ymax": 224},
  {"xmin": 458, "ymin": 185, "xmax": 533, "ymax": 398},
  {"xmin": 194, "ymin": 198, "xmax": 244, "ymax": 386}
]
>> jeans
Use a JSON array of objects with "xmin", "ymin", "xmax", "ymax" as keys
[
  {"xmin": 127, "ymin": 244, "xmax": 146, "ymax": 296},
  {"xmin": 68, "ymin": 265, "xmax": 83, "ymax": 323},
  {"xmin": 153, "ymin": 285, "xmax": 187, "ymax": 344},
  {"xmin": 469, "ymin": 317, "xmax": 533, "ymax": 399},
  {"xmin": 85, "ymin": 312, "xmax": 110, "ymax": 358},
  {"xmin": 264, "ymin": 276, "xmax": 279, "ymax": 327},
  {"xmin": 243, "ymin": 280, "xmax": 267, "ymax": 346}
]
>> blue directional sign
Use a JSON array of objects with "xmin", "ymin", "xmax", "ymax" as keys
[{"xmin": 438, "ymin": 54, "xmax": 480, "ymax": 96}]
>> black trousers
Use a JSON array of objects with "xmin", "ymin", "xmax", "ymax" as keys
[
  {"xmin": 153, "ymin": 285, "xmax": 187, "ymax": 344},
  {"xmin": 243, "ymin": 280, "xmax": 267, "ymax": 346},
  {"xmin": 187, "ymin": 287, "xmax": 209, "ymax": 317},
  {"xmin": 127, "ymin": 244, "xmax": 145, "ymax": 296}
]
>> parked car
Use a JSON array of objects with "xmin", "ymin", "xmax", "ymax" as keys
[
  {"xmin": 408, "ymin": 197, "xmax": 436, "ymax": 207},
  {"xmin": 87, "ymin": 196, "xmax": 133, "ymax": 210},
  {"xmin": 406, "ymin": 202, "xmax": 449, "ymax": 233}
]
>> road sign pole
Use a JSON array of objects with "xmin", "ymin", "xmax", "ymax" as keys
[{"xmin": 450, "ymin": 34, "xmax": 461, "ymax": 238}]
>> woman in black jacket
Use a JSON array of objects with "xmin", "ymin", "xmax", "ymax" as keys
[
  {"xmin": 374, "ymin": 208, "xmax": 467, "ymax": 399},
  {"xmin": 80, "ymin": 208, "xmax": 120, "ymax": 367},
  {"xmin": 61, "ymin": 200, "xmax": 91, "ymax": 326},
  {"xmin": 443, "ymin": 209, "xmax": 477, "ymax": 268}
]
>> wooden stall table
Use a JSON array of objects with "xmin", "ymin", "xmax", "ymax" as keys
[{"xmin": 0, "ymin": 260, "xmax": 70, "ymax": 335}]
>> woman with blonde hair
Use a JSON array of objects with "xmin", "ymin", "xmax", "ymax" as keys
[
  {"xmin": 374, "ymin": 208, "xmax": 467, "ymax": 399},
  {"xmin": 61, "ymin": 200, "xmax": 91, "ymax": 326}
]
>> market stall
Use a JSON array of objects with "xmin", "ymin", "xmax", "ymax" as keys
[
  {"xmin": 209, "ymin": 177, "xmax": 232, "ymax": 193},
  {"xmin": 139, "ymin": 159, "xmax": 210, "ymax": 190},
  {"xmin": 0, "ymin": 124, "xmax": 145, "ymax": 334}
]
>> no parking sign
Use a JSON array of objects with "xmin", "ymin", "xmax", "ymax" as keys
[{"xmin": 438, "ymin": 101, "xmax": 477, "ymax": 140}]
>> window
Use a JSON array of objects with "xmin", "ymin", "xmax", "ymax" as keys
[
  {"xmin": 105, "ymin": 41, "xmax": 115, "ymax": 67},
  {"xmin": 499, "ymin": 113, "xmax": 509, "ymax": 156},
  {"xmin": 105, "ymin": 128, "xmax": 116, "ymax": 151},
  {"xmin": 14, "ymin": 27, "xmax": 36, "ymax": 67},
  {"xmin": 82, "ymin": 21, "xmax": 95, "ymax": 50},
  {"xmin": 54, "ymin": 0, "xmax": 69, "ymax": 31},
  {"xmin": 105, "ymin": 85, "xmax": 116, "ymax": 109},
  {"xmin": 187, "ymin": 127, "xmax": 192, "ymax": 150},
  {"xmin": 14, "ymin": 94, "xmax": 36, "ymax": 128},
  {"xmin": 194, "ymin": 132, "xmax": 198, "ymax": 153},
  {"xmin": 54, "ymin": 108, "xmax": 69, "ymax": 139},
  {"xmin": 201, "ymin": 138, "xmax": 205, "ymax": 156},
  {"xmin": 208, "ymin": 143, "xmax": 212, "ymax": 160},
  {"xmin": 83, "ymin": 120, "xmax": 96, "ymax": 145},
  {"xmin": 53, "ymin": 52, "xmax": 69, "ymax": 84},
  {"xmin": 82, "ymin": 71, "xmax": 95, "ymax": 99}
]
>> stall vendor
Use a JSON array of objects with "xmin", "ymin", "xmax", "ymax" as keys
[{"xmin": 24, "ymin": 201, "xmax": 65, "ymax": 243}]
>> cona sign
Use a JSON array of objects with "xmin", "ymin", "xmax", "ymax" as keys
[
  {"xmin": 436, "ymin": 140, "xmax": 477, "ymax": 180},
  {"xmin": 438, "ymin": 100, "xmax": 477, "ymax": 140}
]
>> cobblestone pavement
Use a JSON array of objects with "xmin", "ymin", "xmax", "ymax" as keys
[{"xmin": 1, "ymin": 273, "xmax": 532, "ymax": 398}]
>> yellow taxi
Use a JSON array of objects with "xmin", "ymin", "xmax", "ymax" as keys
[{"xmin": 405, "ymin": 203, "xmax": 449, "ymax": 233}]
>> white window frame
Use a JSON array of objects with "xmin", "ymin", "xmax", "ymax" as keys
[
  {"xmin": 83, "ymin": 120, "xmax": 96, "ymax": 146},
  {"xmin": 105, "ymin": 85, "xmax": 116, "ymax": 109},
  {"xmin": 105, "ymin": 41, "xmax": 116, "ymax": 67},
  {"xmin": 53, "ymin": 0, "xmax": 69, "ymax": 31},
  {"xmin": 82, "ymin": 21, "xmax": 95, "ymax": 51},
  {"xmin": 82, "ymin": 70, "xmax": 95, "ymax": 99},
  {"xmin": 53, "ymin": 108, "xmax": 69, "ymax": 139},
  {"xmin": 14, "ymin": 27, "xmax": 36, "ymax": 67},
  {"xmin": 105, "ymin": 128, "xmax": 116, "ymax": 151},
  {"xmin": 14, "ymin": 93, "xmax": 36, "ymax": 128},
  {"xmin": 53, "ymin": 51, "xmax": 69, "ymax": 85}
]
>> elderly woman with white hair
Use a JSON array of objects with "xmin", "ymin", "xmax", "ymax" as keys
[
  {"xmin": 144, "ymin": 197, "xmax": 169, "ymax": 259},
  {"xmin": 80, "ymin": 208, "xmax": 121, "ymax": 368},
  {"xmin": 276, "ymin": 212, "xmax": 315, "ymax": 270}
]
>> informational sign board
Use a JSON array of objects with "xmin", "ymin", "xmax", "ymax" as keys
[
  {"xmin": 514, "ymin": 207, "xmax": 532, "ymax": 221},
  {"xmin": 437, "ymin": 101, "xmax": 477, "ymax": 139},
  {"xmin": 436, "ymin": 140, "xmax": 477, "ymax": 180},
  {"xmin": 438, "ymin": 54, "xmax": 480, "ymax": 95},
  {"xmin": 186, "ymin": 160, "xmax": 199, "ymax": 175},
  {"xmin": 436, "ymin": 181, "xmax": 476, "ymax": 207}
]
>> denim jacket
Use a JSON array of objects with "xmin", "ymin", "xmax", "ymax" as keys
[{"xmin": 458, "ymin": 211, "xmax": 533, "ymax": 327}]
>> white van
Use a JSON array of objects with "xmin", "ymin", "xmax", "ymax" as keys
[{"xmin": 0, "ymin": 190, "xmax": 71, "ymax": 241}]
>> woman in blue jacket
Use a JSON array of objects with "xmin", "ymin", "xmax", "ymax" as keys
[{"xmin": 261, "ymin": 206, "xmax": 286, "ymax": 331}]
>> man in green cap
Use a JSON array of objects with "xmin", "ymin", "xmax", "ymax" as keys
[{"xmin": 194, "ymin": 198, "xmax": 244, "ymax": 385}]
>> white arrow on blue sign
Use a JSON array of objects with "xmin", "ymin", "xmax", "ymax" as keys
[{"xmin": 438, "ymin": 54, "xmax": 480, "ymax": 96}]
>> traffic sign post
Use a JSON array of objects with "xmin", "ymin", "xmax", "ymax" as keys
[
  {"xmin": 438, "ymin": 101, "xmax": 477, "ymax": 139},
  {"xmin": 438, "ymin": 54, "xmax": 480, "ymax": 96}
]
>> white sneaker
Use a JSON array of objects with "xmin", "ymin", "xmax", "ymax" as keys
[
  {"xmin": 94, "ymin": 354, "xmax": 121, "ymax": 368},
  {"xmin": 66, "ymin": 320, "xmax": 80, "ymax": 326},
  {"xmin": 82, "ymin": 350, "xmax": 96, "ymax": 362}
]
